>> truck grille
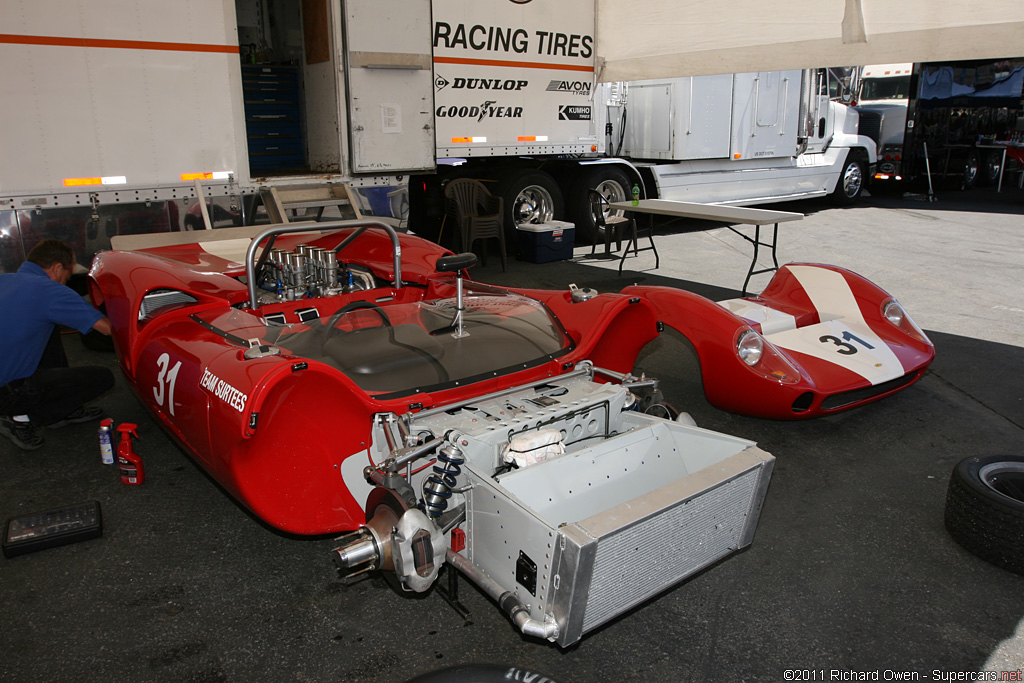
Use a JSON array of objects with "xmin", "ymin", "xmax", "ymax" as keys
[{"xmin": 858, "ymin": 110, "xmax": 882, "ymax": 145}]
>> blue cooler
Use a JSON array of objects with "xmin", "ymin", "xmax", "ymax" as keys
[{"xmin": 517, "ymin": 221, "xmax": 575, "ymax": 263}]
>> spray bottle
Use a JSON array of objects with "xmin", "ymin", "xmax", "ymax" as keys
[
  {"xmin": 98, "ymin": 418, "xmax": 114, "ymax": 465},
  {"xmin": 116, "ymin": 423, "xmax": 144, "ymax": 485}
]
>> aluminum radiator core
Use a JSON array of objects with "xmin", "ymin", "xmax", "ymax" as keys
[
  {"xmin": 460, "ymin": 407, "xmax": 774, "ymax": 647},
  {"xmin": 576, "ymin": 458, "xmax": 765, "ymax": 635}
]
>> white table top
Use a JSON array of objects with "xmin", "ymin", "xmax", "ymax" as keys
[{"xmin": 609, "ymin": 199, "xmax": 804, "ymax": 226}]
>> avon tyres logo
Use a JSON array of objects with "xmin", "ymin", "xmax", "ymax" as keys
[
  {"xmin": 547, "ymin": 80, "xmax": 591, "ymax": 95},
  {"xmin": 435, "ymin": 74, "xmax": 528, "ymax": 92},
  {"xmin": 436, "ymin": 100, "xmax": 524, "ymax": 121},
  {"xmin": 558, "ymin": 105, "xmax": 591, "ymax": 121}
]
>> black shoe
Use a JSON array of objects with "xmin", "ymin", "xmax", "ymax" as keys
[
  {"xmin": 47, "ymin": 405, "xmax": 104, "ymax": 429},
  {"xmin": 0, "ymin": 416, "xmax": 45, "ymax": 450}
]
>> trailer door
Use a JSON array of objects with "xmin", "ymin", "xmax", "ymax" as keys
[
  {"xmin": 0, "ymin": 0, "xmax": 246, "ymax": 197},
  {"xmin": 342, "ymin": 0, "xmax": 435, "ymax": 173}
]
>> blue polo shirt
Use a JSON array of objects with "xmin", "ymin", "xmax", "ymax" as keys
[{"xmin": 0, "ymin": 262, "xmax": 103, "ymax": 386}]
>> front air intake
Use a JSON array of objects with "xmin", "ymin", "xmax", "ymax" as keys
[{"xmin": 139, "ymin": 289, "xmax": 197, "ymax": 321}]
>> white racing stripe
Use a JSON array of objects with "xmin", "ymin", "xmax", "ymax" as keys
[
  {"xmin": 199, "ymin": 238, "xmax": 257, "ymax": 265},
  {"xmin": 765, "ymin": 266, "xmax": 904, "ymax": 385},
  {"xmin": 718, "ymin": 298, "xmax": 797, "ymax": 335},
  {"xmin": 767, "ymin": 320, "xmax": 904, "ymax": 384}
]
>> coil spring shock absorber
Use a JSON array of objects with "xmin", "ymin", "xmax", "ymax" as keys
[{"xmin": 422, "ymin": 443, "xmax": 464, "ymax": 518}]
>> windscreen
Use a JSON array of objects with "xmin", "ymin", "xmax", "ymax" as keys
[
  {"xmin": 861, "ymin": 76, "xmax": 912, "ymax": 101},
  {"xmin": 256, "ymin": 289, "xmax": 571, "ymax": 397}
]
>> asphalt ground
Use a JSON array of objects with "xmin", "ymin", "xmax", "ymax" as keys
[{"xmin": 1, "ymin": 187, "xmax": 1022, "ymax": 682}]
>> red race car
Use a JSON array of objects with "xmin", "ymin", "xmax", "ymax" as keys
[
  {"xmin": 87, "ymin": 220, "xmax": 928, "ymax": 645},
  {"xmin": 629, "ymin": 262, "xmax": 935, "ymax": 419}
]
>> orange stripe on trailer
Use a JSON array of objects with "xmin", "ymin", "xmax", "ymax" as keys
[
  {"xmin": 181, "ymin": 172, "xmax": 214, "ymax": 181},
  {"xmin": 434, "ymin": 55, "xmax": 593, "ymax": 73},
  {"xmin": 63, "ymin": 176, "xmax": 126, "ymax": 186},
  {"xmin": 0, "ymin": 33, "xmax": 239, "ymax": 54}
]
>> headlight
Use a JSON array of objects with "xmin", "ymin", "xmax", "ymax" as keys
[
  {"xmin": 881, "ymin": 298, "xmax": 931, "ymax": 344},
  {"xmin": 883, "ymin": 300, "xmax": 905, "ymax": 326},
  {"xmin": 736, "ymin": 329, "xmax": 764, "ymax": 366},
  {"xmin": 735, "ymin": 327, "xmax": 803, "ymax": 384}
]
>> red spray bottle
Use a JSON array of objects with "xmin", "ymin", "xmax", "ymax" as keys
[{"xmin": 116, "ymin": 423, "xmax": 144, "ymax": 485}]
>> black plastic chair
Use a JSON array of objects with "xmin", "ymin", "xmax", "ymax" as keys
[
  {"xmin": 587, "ymin": 189, "xmax": 632, "ymax": 258},
  {"xmin": 444, "ymin": 179, "xmax": 506, "ymax": 271},
  {"xmin": 615, "ymin": 203, "xmax": 659, "ymax": 274}
]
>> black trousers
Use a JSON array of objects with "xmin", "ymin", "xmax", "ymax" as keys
[{"xmin": 0, "ymin": 329, "xmax": 114, "ymax": 425}]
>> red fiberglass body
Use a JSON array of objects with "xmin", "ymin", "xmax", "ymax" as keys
[{"xmin": 89, "ymin": 222, "xmax": 932, "ymax": 535}]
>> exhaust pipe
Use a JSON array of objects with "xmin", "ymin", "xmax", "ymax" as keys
[{"xmin": 445, "ymin": 548, "xmax": 559, "ymax": 641}]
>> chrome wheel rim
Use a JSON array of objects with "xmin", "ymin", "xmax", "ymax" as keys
[
  {"xmin": 964, "ymin": 156, "xmax": 979, "ymax": 186},
  {"xmin": 596, "ymin": 178, "xmax": 628, "ymax": 221},
  {"xmin": 985, "ymin": 156, "xmax": 1001, "ymax": 182},
  {"xmin": 512, "ymin": 184, "xmax": 555, "ymax": 226},
  {"xmin": 843, "ymin": 161, "xmax": 863, "ymax": 198},
  {"xmin": 980, "ymin": 461, "xmax": 1024, "ymax": 503}
]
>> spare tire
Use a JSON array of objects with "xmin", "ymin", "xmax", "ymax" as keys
[
  {"xmin": 406, "ymin": 664, "xmax": 561, "ymax": 683},
  {"xmin": 944, "ymin": 454, "xmax": 1024, "ymax": 575}
]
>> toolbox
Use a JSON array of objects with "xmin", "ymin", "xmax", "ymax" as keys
[{"xmin": 3, "ymin": 501, "xmax": 103, "ymax": 558}]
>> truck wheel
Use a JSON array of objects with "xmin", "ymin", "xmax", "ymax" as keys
[
  {"xmin": 829, "ymin": 152, "xmax": 865, "ymax": 205},
  {"xmin": 944, "ymin": 454, "xmax": 1024, "ymax": 575},
  {"xmin": 981, "ymin": 150, "xmax": 1004, "ymax": 186},
  {"xmin": 498, "ymin": 170, "xmax": 563, "ymax": 239},
  {"xmin": 960, "ymin": 150, "xmax": 979, "ymax": 190},
  {"xmin": 571, "ymin": 166, "xmax": 632, "ymax": 245}
]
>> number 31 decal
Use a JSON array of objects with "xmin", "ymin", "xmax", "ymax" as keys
[
  {"xmin": 819, "ymin": 330, "xmax": 875, "ymax": 356},
  {"xmin": 154, "ymin": 352, "xmax": 182, "ymax": 416}
]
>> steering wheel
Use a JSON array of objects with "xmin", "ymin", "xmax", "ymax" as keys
[{"xmin": 322, "ymin": 300, "xmax": 392, "ymax": 346}]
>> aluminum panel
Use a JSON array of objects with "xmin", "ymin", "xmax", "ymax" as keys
[{"xmin": 581, "ymin": 468, "xmax": 760, "ymax": 632}]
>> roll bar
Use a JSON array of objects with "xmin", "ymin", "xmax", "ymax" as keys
[{"xmin": 244, "ymin": 219, "xmax": 404, "ymax": 310}]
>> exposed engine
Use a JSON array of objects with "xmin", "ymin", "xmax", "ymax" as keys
[
  {"xmin": 256, "ymin": 244, "xmax": 375, "ymax": 304},
  {"xmin": 332, "ymin": 362, "xmax": 775, "ymax": 647}
]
